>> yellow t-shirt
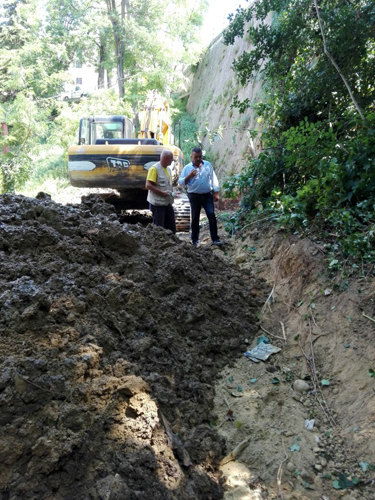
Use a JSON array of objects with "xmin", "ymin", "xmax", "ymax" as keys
[{"xmin": 146, "ymin": 165, "xmax": 169, "ymax": 183}]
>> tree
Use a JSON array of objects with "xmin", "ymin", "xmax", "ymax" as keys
[
  {"xmin": 102, "ymin": 0, "xmax": 207, "ymax": 101},
  {"xmin": 223, "ymin": 0, "xmax": 375, "ymax": 259},
  {"xmin": 0, "ymin": 0, "xmax": 208, "ymax": 193},
  {"xmin": 0, "ymin": 0, "xmax": 58, "ymax": 191},
  {"xmin": 0, "ymin": 94, "xmax": 47, "ymax": 192},
  {"xmin": 224, "ymin": 0, "xmax": 375, "ymax": 126}
]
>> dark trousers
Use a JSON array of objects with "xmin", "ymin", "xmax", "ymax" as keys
[
  {"xmin": 188, "ymin": 192, "xmax": 218, "ymax": 243},
  {"xmin": 149, "ymin": 203, "xmax": 176, "ymax": 234}
]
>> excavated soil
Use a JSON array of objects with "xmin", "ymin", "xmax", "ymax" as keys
[
  {"xmin": 202, "ymin": 220, "xmax": 375, "ymax": 500},
  {"xmin": 0, "ymin": 194, "xmax": 265, "ymax": 500},
  {"xmin": 2, "ymin": 194, "xmax": 375, "ymax": 500}
]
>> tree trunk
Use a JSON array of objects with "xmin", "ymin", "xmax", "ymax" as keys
[
  {"xmin": 132, "ymin": 104, "xmax": 139, "ymax": 129},
  {"xmin": 98, "ymin": 43, "xmax": 106, "ymax": 89},
  {"xmin": 106, "ymin": 0, "xmax": 126, "ymax": 98},
  {"xmin": 107, "ymin": 69, "xmax": 114, "ymax": 89},
  {"xmin": 314, "ymin": 0, "xmax": 365, "ymax": 121}
]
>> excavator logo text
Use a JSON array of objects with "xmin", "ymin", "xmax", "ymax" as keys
[{"xmin": 106, "ymin": 157, "xmax": 130, "ymax": 171}]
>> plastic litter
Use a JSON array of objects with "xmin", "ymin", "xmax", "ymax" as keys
[
  {"xmin": 244, "ymin": 343, "xmax": 281, "ymax": 363},
  {"xmin": 231, "ymin": 391, "xmax": 244, "ymax": 398},
  {"xmin": 290, "ymin": 443, "xmax": 301, "ymax": 452},
  {"xmin": 305, "ymin": 419, "xmax": 315, "ymax": 430}
]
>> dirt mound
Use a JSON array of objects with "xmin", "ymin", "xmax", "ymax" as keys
[{"xmin": 0, "ymin": 194, "xmax": 265, "ymax": 500}]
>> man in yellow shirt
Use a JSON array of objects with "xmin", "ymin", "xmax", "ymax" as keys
[{"xmin": 145, "ymin": 150, "xmax": 176, "ymax": 233}]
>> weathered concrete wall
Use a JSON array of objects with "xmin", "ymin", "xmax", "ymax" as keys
[{"xmin": 186, "ymin": 24, "xmax": 265, "ymax": 182}]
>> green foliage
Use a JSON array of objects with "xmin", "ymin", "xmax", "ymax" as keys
[
  {"xmin": 225, "ymin": 0, "xmax": 375, "ymax": 122},
  {"xmin": 0, "ymin": 0, "xmax": 91, "ymax": 192},
  {"xmin": 0, "ymin": 0, "xmax": 207, "ymax": 193},
  {"xmin": 171, "ymin": 100, "xmax": 199, "ymax": 163},
  {"xmin": 171, "ymin": 98, "xmax": 219, "ymax": 165},
  {"xmin": 202, "ymin": 90, "xmax": 214, "ymax": 110},
  {"xmin": 223, "ymin": 0, "xmax": 375, "ymax": 262},
  {"xmin": 224, "ymin": 112, "xmax": 375, "ymax": 260},
  {"xmin": 117, "ymin": 0, "xmax": 207, "ymax": 101},
  {"xmin": 0, "ymin": 93, "xmax": 49, "ymax": 192},
  {"xmin": 0, "ymin": 0, "xmax": 68, "ymax": 101}
]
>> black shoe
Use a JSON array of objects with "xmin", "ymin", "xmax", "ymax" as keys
[
  {"xmin": 212, "ymin": 239, "xmax": 224, "ymax": 246},
  {"xmin": 192, "ymin": 240, "xmax": 199, "ymax": 247}
]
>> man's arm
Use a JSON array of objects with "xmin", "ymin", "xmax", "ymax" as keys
[
  {"xmin": 145, "ymin": 179, "xmax": 170, "ymax": 197},
  {"xmin": 211, "ymin": 165, "xmax": 220, "ymax": 201},
  {"xmin": 146, "ymin": 166, "xmax": 170, "ymax": 197},
  {"xmin": 178, "ymin": 165, "xmax": 197, "ymax": 186}
]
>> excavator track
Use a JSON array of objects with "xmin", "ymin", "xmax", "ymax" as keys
[{"xmin": 174, "ymin": 193, "xmax": 191, "ymax": 232}]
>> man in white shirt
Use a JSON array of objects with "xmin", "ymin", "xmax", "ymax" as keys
[{"xmin": 178, "ymin": 147, "xmax": 223, "ymax": 247}]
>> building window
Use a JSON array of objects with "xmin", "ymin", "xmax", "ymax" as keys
[
  {"xmin": 75, "ymin": 61, "xmax": 82, "ymax": 68},
  {"xmin": 76, "ymin": 78, "xmax": 83, "ymax": 85}
]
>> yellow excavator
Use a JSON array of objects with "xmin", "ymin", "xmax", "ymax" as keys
[{"xmin": 68, "ymin": 91, "xmax": 190, "ymax": 230}]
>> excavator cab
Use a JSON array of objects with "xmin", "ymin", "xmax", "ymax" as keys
[{"xmin": 78, "ymin": 116, "xmax": 135, "ymax": 145}]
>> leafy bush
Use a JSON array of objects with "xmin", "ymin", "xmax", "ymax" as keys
[
  {"xmin": 224, "ymin": 113, "xmax": 375, "ymax": 260},
  {"xmin": 0, "ymin": 94, "xmax": 49, "ymax": 192},
  {"xmin": 223, "ymin": 0, "xmax": 375, "ymax": 261}
]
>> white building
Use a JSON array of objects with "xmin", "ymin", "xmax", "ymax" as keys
[{"xmin": 61, "ymin": 61, "xmax": 99, "ymax": 100}]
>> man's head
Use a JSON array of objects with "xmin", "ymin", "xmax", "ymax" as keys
[
  {"xmin": 160, "ymin": 150, "xmax": 174, "ymax": 168},
  {"xmin": 191, "ymin": 147, "xmax": 203, "ymax": 167}
]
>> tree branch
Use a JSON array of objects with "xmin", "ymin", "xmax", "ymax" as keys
[{"xmin": 314, "ymin": 0, "xmax": 365, "ymax": 121}]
